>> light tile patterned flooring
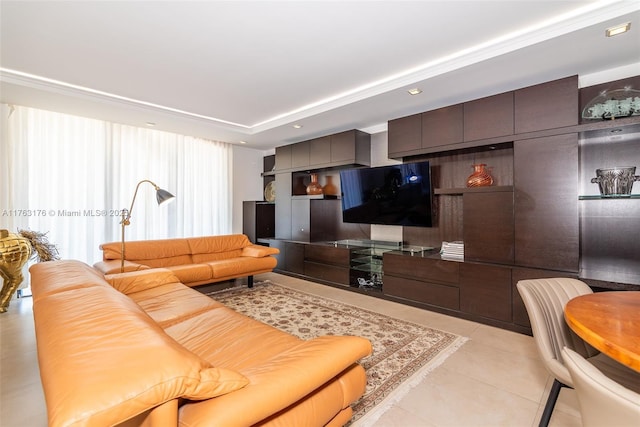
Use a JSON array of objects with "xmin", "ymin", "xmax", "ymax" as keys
[{"xmin": 0, "ymin": 272, "xmax": 582, "ymax": 426}]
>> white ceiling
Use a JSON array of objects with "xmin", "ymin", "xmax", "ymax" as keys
[{"xmin": 1, "ymin": 1, "xmax": 639, "ymax": 152}]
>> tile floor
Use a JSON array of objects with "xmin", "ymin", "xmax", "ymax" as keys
[{"xmin": 0, "ymin": 272, "xmax": 583, "ymax": 427}]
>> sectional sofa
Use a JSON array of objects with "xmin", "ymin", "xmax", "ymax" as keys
[
  {"xmin": 94, "ymin": 234, "xmax": 279, "ymax": 287},
  {"xmin": 30, "ymin": 259, "xmax": 372, "ymax": 426}
]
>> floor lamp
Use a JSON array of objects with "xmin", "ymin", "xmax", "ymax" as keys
[{"xmin": 120, "ymin": 180, "xmax": 175, "ymax": 273}]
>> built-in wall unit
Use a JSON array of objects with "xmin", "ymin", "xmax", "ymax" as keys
[{"xmin": 243, "ymin": 75, "xmax": 640, "ymax": 335}]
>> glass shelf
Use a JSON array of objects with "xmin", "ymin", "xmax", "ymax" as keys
[
  {"xmin": 352, "ymin": 263, "xmax": 384, "ymax": 274},
  {"xmin": 352, "ymin": 256, "xmax": 383, "ymax": 265},
  {"xmin": 579, "ymin": 194, "xmax": 640, "ymax": 200}
]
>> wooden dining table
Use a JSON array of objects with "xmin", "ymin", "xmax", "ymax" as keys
[{"xmin": 564, "ymin": 291, "xmax": 640, "ymax": 372}]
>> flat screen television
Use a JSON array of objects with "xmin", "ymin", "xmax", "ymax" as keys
[{"xmin": 339, "ymin": 161, "xmax": 433, "ymax": 227}]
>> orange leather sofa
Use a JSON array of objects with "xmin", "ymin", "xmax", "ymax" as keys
[
  {"xmin": 94, "ymin": 234, "xmax": 279, "ymax": 288},
  {"xmin": 30, "ymin": 260, "xmax": 372, "ymax": 427}
]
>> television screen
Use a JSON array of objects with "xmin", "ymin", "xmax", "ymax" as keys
[{"xmin": 340, "ymin": 161, "xmax": 433, "ymax": 227}]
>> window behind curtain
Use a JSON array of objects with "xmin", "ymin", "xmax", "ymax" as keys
[{"xmin": 1, "ymin": 105, "xmax": 232, "ymax": 266}]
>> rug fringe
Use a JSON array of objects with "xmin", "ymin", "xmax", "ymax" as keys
[{"xmin": 351, "ymin": 335, "xmax": 469, "ymax": 427}]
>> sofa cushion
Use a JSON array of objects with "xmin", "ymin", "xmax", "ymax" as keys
[
  {"xmin": 187, "ymin": 234, "xmax": 251, "ymax": 254},
  {"xmin": 105, "ymin": 268, "xmax": 180, "ymax": 294},
  {"xmin": 29, "ymin": 259, "xmax": 108, "ymax": 302},
  {"xmin": 93, "ymin": 259, "xmax": 151, "ymax": 275},
  {"xmin": 100, "ymin": 238, "xmax": 192, "ymax": 262},
  {"xmin": 167, "ymin": 263, "xmax": 213, "ymax": 284},
  {"xmin": 128, "ymin": 282, "xmax": 225, "ymax": 328}
]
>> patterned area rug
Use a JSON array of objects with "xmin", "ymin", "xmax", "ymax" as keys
[{"xmin": 206, "ymin": 281, "xmax": 467, "ymax": 425}]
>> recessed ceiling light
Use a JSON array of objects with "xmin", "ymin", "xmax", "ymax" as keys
[
  {"xmin": 605, "ymin": 22, "xmax": 631, "ymax": 37},
  {"xmin": 145, "ymin": 122, "xmax": 156, "ymax": 127},
  {"xmin": 239, "ymin": 140, "xmax": 248, "ymax": 144},
  {"xmin": 292, "ymin": 124, "xmax": 303, "ymax": 129},
  {"xmin": 408, "ymin": 88, "xmax": 422, "ymax": 95}
]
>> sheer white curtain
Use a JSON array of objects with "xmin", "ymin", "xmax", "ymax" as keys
[{"xmin": 1, "ymin": 105, "xmax": 232, "ymax": 266}]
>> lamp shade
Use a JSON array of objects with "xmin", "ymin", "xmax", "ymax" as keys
[{"xmin": 156, "ymin": 188, "xmax": 175, "ymax": 205}]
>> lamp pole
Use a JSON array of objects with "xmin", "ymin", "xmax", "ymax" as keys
[{"xmin": 120, "ymin": 180, "xmax": 175, "ymax": 273}]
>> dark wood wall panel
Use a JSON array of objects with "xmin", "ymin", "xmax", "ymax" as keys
[{"xmin": 514, "ymin": 134, "xmax": 579, "ymax": 272}]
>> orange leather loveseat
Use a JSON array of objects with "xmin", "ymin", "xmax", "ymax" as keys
[
  {"xmin": 94, "ymin": 234, "xmax": 278, "ymax": 288},
  {"xmin": 30, "ymin": 260, "xmax": 372, "ymax": 427}
]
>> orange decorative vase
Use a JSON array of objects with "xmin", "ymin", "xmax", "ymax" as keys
[
  {"xmin": 322, "ymin": 175, "xmax": 338, "ymax": 196},
  {"xmin": 466, "ymin": 164, "xmax": 493, "ymax": 187},
  {"xmin": 306, "ymin": 173, "xmax": 323, "ymax": 195}
]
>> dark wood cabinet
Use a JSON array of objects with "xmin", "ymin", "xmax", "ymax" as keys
[
  {"xmin": 384, "ymin": 275, "xmax": 459, "ymax": 310},
  {"xmin": 274, "ymin": 129, "xmax": 370, "ymax": 172},
  {"xmin": 309, "ymin": 136, "xmax": 331, "ymax": 165},
  {"xmin": 330, "ymin": 129, "xmax": 371, "ymax": 166},
  {"xmin": 460, "ymin": 263, "xmax": 512, "ymax": 322},
  {"xmin": 291, "ymin": 142, "xmax": 310, "ymax": 169},
  {"xmin": 463, "ymin": 190, "xmax": 514, "ymax": 264},
  {"xmin": 242, "ymin": 201, "xmax": 275, "ymax": 243},
  {"xmin": 464, "ymin": 92, "xmax": 514, "ymax": 141},
  {"xmin": 514, "ymin": 133, "xmax": 579, "ymax": 272},
  {"xmin": 422, "ymin": 104, "xmax": 464, "ymax": 148},
  {"xmin": 275, "ymin": 145, "xmax": 292, "ymax": 170},
  {"xmin": 304, "ymin": 244, "xmax": 351, "ymax": 286},
  {"xmin": 275, "ymin": 173, "xmax": 292, "ymax": 240},
  {"xmin": 515, "ymin": 75, "xmax": 578, "ymax": 133},
  {"xmin": 388, "ymin": 113, "xmax": 422, "ymax": 157},
  {"xmin": 384, "ymin": 253, "xmax": 459, "ymax": 284}
]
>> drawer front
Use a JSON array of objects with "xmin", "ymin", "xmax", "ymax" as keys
[
  {"xmin": 305, "ymin": 245, "xmax": 350, "ymax": 267},
  {"xmin": 383, "ymin": 253, "xmax": 459, "ymax": 285},
  {"xmin": 384, "ymin": 276, "xmax": 459, "ymax": 310},
  {"xmin": 304, "ymin": 261, "xmax": 349, "ymax": 285}
]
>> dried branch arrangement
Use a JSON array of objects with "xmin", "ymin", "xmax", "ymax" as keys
[{"xmin": 18, "ymin": 229, "xmax": 60, "ymax": 262}]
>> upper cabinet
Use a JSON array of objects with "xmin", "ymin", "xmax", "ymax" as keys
[
  {"xmin": 464, "ymin": 92, "xmax": 514, "ymax": 141},
  {"xmin": 388, "ymin": 113, "xmax": 422, "ymax": 157},
  {"xmin": 423, "ymin": 104, "xmax": 464, "ymax": 148},
  {"xmin": 274, "ymin": 129, "xmax": 370, "ymax": 173},
  {"xmin": 388, "ymin": 75, "xmax": 581, "ymax": 159},
  {"xmin": 515, "ymin": 75, "xmax": 578, "ymax": 133}
]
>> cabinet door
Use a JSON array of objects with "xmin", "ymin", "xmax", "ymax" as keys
[
  {"xmin": 275, "ymin": 174, "xmax": 292, "ymax": 239},
  {"xmin": 275, "ymin": 145, "xmax": 292, "ymax": 171},
  {"xmin": 422, "ymin": 104, "xmax": 463, "ymax": 148},
  {"xmin": 291, "ymin": 142, "xmax": 310, "ymax": 169},
  {"xmin": 514, "ymin": 134, "xmax": 579, "ymax": 272},
  {"xmin": 285, "ymin": 242, "xmax": 305, "ymax": 274},
  {"xmin": 464, "ymin": 92, "xmax": 514, "ymax": 141},
  {"xmin": 388, "ymin": 113, "xmax": 422, "ymax": 157},
  {"xmin": 330, "ymin": 130, "xmax": 356, "ymax": 163},
  {"xmin": 460, "ymin": 263, "xmax": 512, "ymax": 322},
  {"xmin": 291, "ymin": 198, "xmax": 310, "ymax": 242},
  {"xmin": 309, "ymin": 136, "xmax": 331, "ymax": 167},
  {"xmin": 463, "ymin": 191, "xmax": 514, "ymax": 264},
  {"xmin": 515, "ymin": 75, "xmax": 578, "ymax": 134}
]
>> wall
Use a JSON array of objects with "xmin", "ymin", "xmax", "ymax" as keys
[
  {"xmin": 368, "ymin": 131, "xmax": 404, "ymax": 243},
  {"xmin": 231, "ymin": 145, "xmax": 270, "ymax": 234}
]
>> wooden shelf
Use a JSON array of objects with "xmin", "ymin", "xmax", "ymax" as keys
[{"xmin": 434, "ymin": 186, "xmax": 513, "ymax": 195}]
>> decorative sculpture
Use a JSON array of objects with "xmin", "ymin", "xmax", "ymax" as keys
[{"xmin": 0, "ymin": 229, "xmax": 59, "ymax": 313}]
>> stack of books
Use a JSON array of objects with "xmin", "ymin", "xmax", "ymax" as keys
[{"xmin": 440, "ymin": 241, "xmax": 464, "ymax": 260}]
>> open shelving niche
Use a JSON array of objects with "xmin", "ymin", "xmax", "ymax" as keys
[{"xmin": 330, "ymin": 239, "xmax": 435, "ymax": 292}]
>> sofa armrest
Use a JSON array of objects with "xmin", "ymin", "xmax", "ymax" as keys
[
  {"xmin": 105, "ymin": 268, "xmax": 181, "ymax": 294},
  {"xmin": 241, "ymin": 245, "xmax": 280, "ymax": 258},
  {"xmin": 93, "ymin": 259, "xmax": 150, "ymax": 275}
]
